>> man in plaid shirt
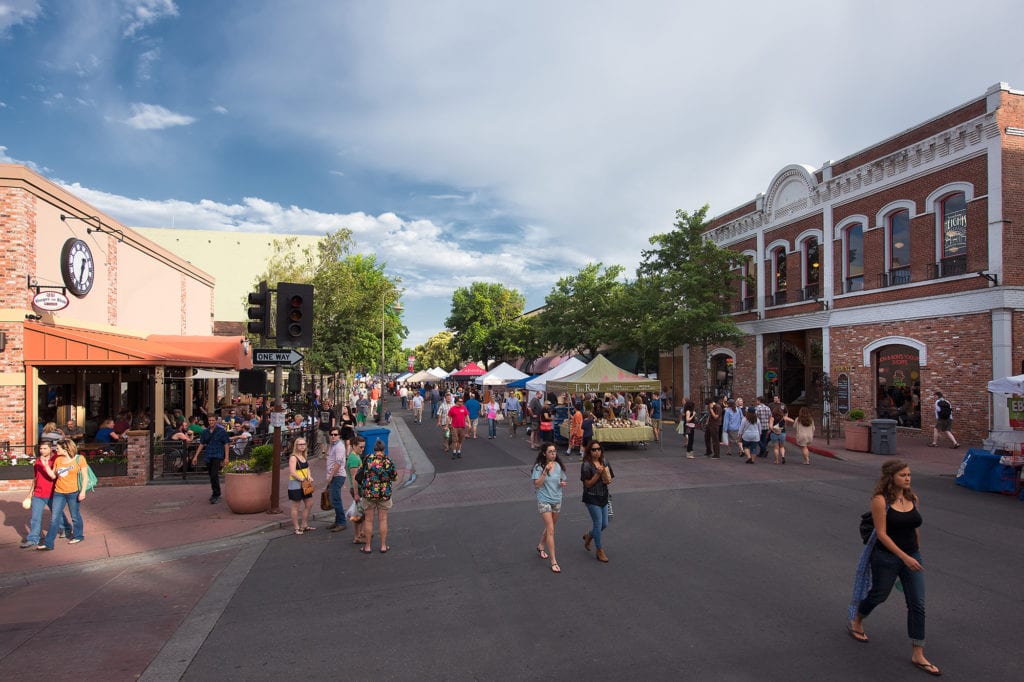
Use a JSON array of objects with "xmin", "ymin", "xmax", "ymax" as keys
[{"xmin": 755, "ymin": 396, "xmax": 772, "ymax": 459}]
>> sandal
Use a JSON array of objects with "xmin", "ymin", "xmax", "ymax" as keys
[
  {"xmin": 359, "ymin": 547, "xmax": 373, "ymax": 554},
  {"xmin": 380, "ymin": 546, "xmax": 390, "ymax": 553},
  {"xmin": 303, "ymin": 526, "xmax": 316, "ymax": 531},
  {"xmin": 536, "ymin": 547, "xmax": 549, "ymax": 560},
  {"xmin": 846, "ymin": 623, "xmax": 869, "ymax": 643},
  {"xmin": 911, "ymin": 661, "xmax": 941, "ymax": 676},
  {"xmin": 293, "ymin": 529, "xmax": 304, "ymax": 535},
  {"xmin": 550, "ymin": 563, "xmax": 561, "ymax": 573}
]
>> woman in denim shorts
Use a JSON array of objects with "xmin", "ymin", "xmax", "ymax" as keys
[{"xmin": 531, "ymin": 443, "xmax": 567, "ymax": 573}]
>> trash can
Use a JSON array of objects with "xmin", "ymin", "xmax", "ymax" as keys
[
  {"xmin": 870, "ymin": 419, "xmax": 898, "ymax": 455},
  {"xmin": 357, "ymin": 427, "xmax": 391, "ymax": 456}
]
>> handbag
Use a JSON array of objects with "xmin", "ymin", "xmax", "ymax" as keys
[
  {"xmin": 301, "ymin": 478, "xmax": 315, "ymax": 496},
  {"xmin": 675, "ymin": 421, "xmax": 685, "ymax": 434},
  {"xmin": 320, "ymin": 488, "xmax": 333, "ymax": 511},
  {"xmin": 495, "ymin": 412, "xmax": 504, "ymax": 421}
]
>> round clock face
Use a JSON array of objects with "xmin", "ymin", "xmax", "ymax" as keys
[{"xmin": 60, "ymin": 238, "xmax": 95, "ymax": 298}]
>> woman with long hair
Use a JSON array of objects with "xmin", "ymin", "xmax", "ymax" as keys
[
  {"xmin": 287, "ymin": 437, "xmax": 316, "ymax": 534},
  {"xmin": 581, "ymin": 441, "xmax": 613, "ymax": 562},
  {"xmin": 739, "ymin": 409, "xmax": 761, "ymax": 464},
  {"xmin": 849, "ymin": 460, "xmax": 939, "ymax": 676},
  {"xmin": 682, "ymin": 399, "xmax": 697, "ymax": 459},
  {"xmin": 339, "ymin": 405, "xmax": 356, "ymax": 451},
  {"xmin": 793, "ymin": 407, "xmax": 815, "ymax": 465},
  {"xmin": 37, "ymin": 439, "xmax": 85, "ymax": 550},
  {"xmin": 769, "ymin": 407, "xmax": 793, "ymax": 464},
  {"xmin": 532, "ymin": 443, "xmax": 567, "ymax": 573}
]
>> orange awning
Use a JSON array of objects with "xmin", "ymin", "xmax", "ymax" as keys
[{"xmin": 23, "ymin": 322, "xmax": 253, "ymax": 369}]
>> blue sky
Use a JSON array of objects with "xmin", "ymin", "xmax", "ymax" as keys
[{"xmin": 2, "ymin": 1, "xmax": 1023, "ymax": 346}]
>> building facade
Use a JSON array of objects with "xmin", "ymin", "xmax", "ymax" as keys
[
  {"xmin": 660, "ymin": 82, "xmax": 1024, "ymax": 446},
  {"xmin": 0, "ymin": 165, "xmax": 251, "ymax": 486}
]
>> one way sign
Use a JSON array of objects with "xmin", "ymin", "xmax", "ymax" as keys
[{"xmin": 253, "ymin": 348, "xmax": 304, "ymax": 365}]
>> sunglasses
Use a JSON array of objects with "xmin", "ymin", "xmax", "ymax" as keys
[
  {"xmin": 590, "ymin": 447, "xmax": 602, "ymax": 452},
  {"xmin": 330, "ymin": 433, "xmax": 340, "ymax": 436}
]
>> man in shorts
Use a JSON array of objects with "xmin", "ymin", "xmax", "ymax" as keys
[
  {"xmin": 448, "ymin": 396, "xmax": 470, "ymax": 459},
  {"xmin": 411, "ymin": 392, "xmax": 424, "ymax": 424},
  {"xmin": 929, "ymin": 391, "xmax": 960, "ymax": 448}
]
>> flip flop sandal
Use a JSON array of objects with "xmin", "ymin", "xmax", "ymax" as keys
[
  {"xmin": 550, "ymin": 563, "xmax": 561, "ymax": 573},
  {"xmin": 380, "ymin": 546, "xmax": 390, "ymax": 553},
  {"xmin": 536, "ymin": 547, "xmax": 549, "ymax": 560},
  {"xmin": 293, "ymin": 529, "xmax": 304, "ymax": 535},
  {"xmin": 303, "ymin": 526, "xmax": 316, "ymax": 531},
  {"xmin": 846, "ymin": 624, "xmax": 869, "ymax": 643},
  {"xmin": 912, "ymin": 661, "xmax": 941, "ymax": 676},
  {"xmin": 359, "ymin": 547, "xmax": 373, "ymax": 554}
]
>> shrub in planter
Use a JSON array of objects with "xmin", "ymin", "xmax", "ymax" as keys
[{"xmin": 847, "ymin": 408, "xmax": 865, "ymax": 421}]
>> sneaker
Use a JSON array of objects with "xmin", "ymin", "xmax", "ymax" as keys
[
  {"xmin": 928, "ymin": 443, "xmax": 939, "ymax": 447},
  {"xmin": 19, "ymin": 540, "xmax": 35, "ymax": 549},
  {"xmin": 951, "ymin": 443, "xmax": 960, "ymax": 449},
  {"xmin": 711, "ymin": 454, "xmax": 720, "ymax": 459},
  {"xmin": 57, "ymin": 530, "xmax": 66, "ymax": 539},
  {"xmin": 68, "ymin": 538, "xmax": 83, "ymax": 544},
  {"xmin": 686, "ymin": 454, "xmax": 696, "ymax": 459},
  {"xmin": 35, "ymin": 545, "xmax": 53, "ymax": 551},
  {"xmin": 210, "ymin": 495, "xmax": 220, "ymax": 504},
  {"xmin": 326, "ymin": 524, "xmax": 339, "ymax": 531},
  {"xmin": 331, "ymin": 524, "xmax": 347, "ymax": 533}
]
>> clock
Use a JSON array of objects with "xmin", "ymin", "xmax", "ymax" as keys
[{"xmin": 60, "ymin": 238, "xmax": 95, "ymax": 298}]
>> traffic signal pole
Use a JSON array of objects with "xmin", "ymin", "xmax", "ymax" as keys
[{"xmin": 269, "ymin": 364, "xmax": 283, "ymax": 514}]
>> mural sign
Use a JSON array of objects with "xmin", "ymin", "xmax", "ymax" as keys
[{"xmin": 837, "ymin": 373, "xmax": 850, "ymax": 415}]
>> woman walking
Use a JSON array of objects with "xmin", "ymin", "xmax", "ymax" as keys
[
  {"xmin": 739, "ymin": 409, "xmax": 761, "ymax": 464},
  {"xmin": 21, "ymin": 440, "xmax": 71, "ymax": 548},
  {"xmin": 849, "ymin": 460, "xmax": 940, "ymax": 676},
  {"xmin": 581, "ymin": 440, "xmax": 613, "ymax": 562},
  {"xmin": 359, "ymin": 439, "xmax": 398, "ymax": 554},
  {"xmin": 339, "ymin": 405, "xmax": 356, "ymax": 451},
  {"xmin": 287, "ymin": 437, "xmax": 316, "ymax": 534},
  {"xmin": 532, "ymin": 443, "xmax": 567, "ymax": 573},
  {"xmin": 769, "ymin": 407, "xmax": 792, "ymax": 464},
  {"xmin": 485, "ymin": 395, "xmax": 501, "ymax": 439},
  {"xmin": 37, "ymin": 439, "xmax": 85, "ymax": 550},
  {"xmin": 568, "ymin": 407, "xmax": 583, "ymax": 458},
  {"xmin": 793, "ymin": 407, "xmax": 815, "ymax": 465}
]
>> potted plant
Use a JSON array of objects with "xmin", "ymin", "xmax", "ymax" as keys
[
  {"xmin": 223, "ymin": 444, "xmax": 275, "ymax": 514},
  {"xmin": 0, "ymin": 450, "xmax": 34, "ymax": 480},
  {"xmin": 844, "ymin": 409, "xmax": 871, "ymax": 451}
]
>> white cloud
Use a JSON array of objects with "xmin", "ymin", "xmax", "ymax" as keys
[
  {"xmin": 123, "ymin": 102, "xmax": 195, "ymax": 130},
  {"xmin": 0, "ymin": 144, "xmax": 49, "ymax": 173},
  {"xmin": 0, "ymin": 0, "xmax": 40, "ymax": 35},
  {"xmin": 212, "ymin": 105, "xmax": 228, "ymax": 114},
  {"xmin": 136, "ymin": 47, "xmax": 160, "ymax": 81},
  {"xmin": 121, "ymin": 0, "xmax": 178, "ymax": 38}
]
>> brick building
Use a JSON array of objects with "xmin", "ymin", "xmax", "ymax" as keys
[
  {"xmin": 0, "ymin": 165, "xmax": 251, "ymax": 489},
  {"xmin": 659, "ymin": 82, "xmax": 1024, "ymax": 447}
]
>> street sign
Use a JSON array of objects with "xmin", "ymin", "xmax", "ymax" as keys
[{"xmin": 253, "ymin": 348, "xmax": 304, "ymax": 365}]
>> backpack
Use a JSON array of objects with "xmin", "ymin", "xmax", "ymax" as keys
[{"xmin": 937, "ymin": 399, "xmax": 952, "ymax": 420}]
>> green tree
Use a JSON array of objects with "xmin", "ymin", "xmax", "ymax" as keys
[
  {"xmin": 414, "ymin": 331, "xmax": 460, "ymax": 371},
  {"xmin": 445, "ymin": 282, "xmax": 526, "ymax": 362},
  {"xmin": 534, "ymin": 263, "xmax": 624, "ymax": 358},
  {"xmin": 638, "ymin": 204, "xmax": 746, "ymax": 388},
  {"xmin": 607, "ymin": 276, "xmax": 662, "ymax": 376}
]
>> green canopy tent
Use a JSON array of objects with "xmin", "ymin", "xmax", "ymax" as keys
[{"xmin": 546, "ymin": 354, "xmax": 661, "ymax": 395}]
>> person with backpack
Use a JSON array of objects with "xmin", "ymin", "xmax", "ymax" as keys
[{"xmin": 929, "ymin": 391, "xmax": 959, "ymax": 449}]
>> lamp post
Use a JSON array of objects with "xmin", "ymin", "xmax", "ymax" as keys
[{"xmin": 379, "ymin": 295, "xmax": 403, "ymax": 422}]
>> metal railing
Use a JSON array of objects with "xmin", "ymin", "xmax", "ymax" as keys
[
  {"xmin": 927, "ymin": 256, "xmax": 967, "ymax": 280},
  {"xmin": 878, "ymin": 267, "xmax": 911, "ymax": 288}
]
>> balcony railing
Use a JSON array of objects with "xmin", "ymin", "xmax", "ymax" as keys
[
  {"xmin": 731, "ymin": 296, "xmax": 757, "ymax": 313},
  {"xmin": 765, "ymin": 291, "xmax": 788, "ymax": 307},
  {"xmin": 927, "ymin": 256, "xmax": 967, "ymax": 280},
  {"xmin": 878, "ymin": 267, "xmax": 911, "ymax": 288},
  {"xmin": 800, "ymin": 283, "xmax": 820, "ymax": 301},
  {"xmin": 845, "ymin": 276, "xmax": 864, "ymax": 293}
]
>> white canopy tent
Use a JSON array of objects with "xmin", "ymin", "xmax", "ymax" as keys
[
  {"xmin": 405, "ymin": 369, "xmax": 438, "ymax": 383},
  {"xmin": 985, "ymin": 373, "xmax": 1024, "ymax": 449},
  {"xmin": 987, "ymin": 374, "xmax": 1024, "ymax": 395},
  {"xmin": 429, "ymin": 367, "xmax": 449, "ymax": 379},
  {"xmin": 474, "ymin": 362, "xmax": 529, "ymax": 386},
  {"xmin": 525, "ymin": 357, "xmax": 586, "ymax": 393},
  {"xmin": 395, "ymin": 372, "xmax": 413, "ymax": 383}
]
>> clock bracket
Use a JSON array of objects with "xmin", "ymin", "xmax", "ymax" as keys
[{"xmin": 27, "ymin": 275, "xmax": 67, "ymax": 297}]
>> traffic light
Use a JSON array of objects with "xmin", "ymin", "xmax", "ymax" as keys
[
  {"xmin": 276, "ymin": 282, "xmax": 314, "ymax": 347},
  {"xmin": 247, "ymin": 281, "xmax": 270, "ymax": 339}
]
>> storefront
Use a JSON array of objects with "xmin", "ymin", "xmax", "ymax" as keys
[{"xmin": 0, "ymin": 164, "xmax": 251, "ymax": 487}]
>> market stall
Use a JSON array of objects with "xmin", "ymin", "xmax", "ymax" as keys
[{"xmin": 559, "ymin": 419, "xmax": 654, "ymax": 445}]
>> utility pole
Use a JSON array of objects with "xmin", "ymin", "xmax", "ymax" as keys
[{"xmin": 269, "ymin": 364, "xmax": 284, "ymax": 514}]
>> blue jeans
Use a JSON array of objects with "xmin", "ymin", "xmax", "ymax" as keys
[
  {"xmin": 26, "ymin": 495, "xmax": 73, "ymax": 544},
  {"xmin": 858, "ymin": 549, "xmax": 926, "ymax": 644},
  {"xmin": 329, "ymin": 476, "xmax": 348, "ymax": 526},
  {"xmin": 488, "ymin": 418, "xmax": 497, "ymax": 438},
  {"xmin": 585, "ymin": 503, "xmax": 609, "ymax": 549},
  {"xmin": 45, "ymin": 492, "xmax": 83, "ymax": 548}
]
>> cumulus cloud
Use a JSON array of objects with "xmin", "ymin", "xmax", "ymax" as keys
[
  {"xmin": 0, "ymin": 0, "xmax": 40, "ymax": 35},
  {"xmin": 0, "ymin": 144, "xmax": 49, "ymax": 173},
  {"xmin": 212, "ymin": 104, "xmax": 228, "ymax": 114},
  {"xmin": 121, "ymin": 0, "xmax": 178, "ymax": 38},
  {"xmin": 123, "ymin": 102, "xmax": 195, "ymax": 129},
  {"xmin": 136, "ymin": 47, "xmax": 160, "ymax": 81}
]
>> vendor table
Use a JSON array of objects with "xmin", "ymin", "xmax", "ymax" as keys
[
  {"xmin": 559, "ymin": 423, "xmax": 654, "ymax": 444},
  {"xmin": 955, "ymin": 448, "xmax": 1023, "ymax": 495}
]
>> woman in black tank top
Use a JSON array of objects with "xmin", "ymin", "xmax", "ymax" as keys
[{"xmin": 849, "ymin": 460, "xmax": 940, "ymax": 676}]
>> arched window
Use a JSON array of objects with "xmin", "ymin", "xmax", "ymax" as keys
[
  {"xmin": 874, "ymin": 344, "xmax": 921, "ymax": 428},
  {"xmin": 771, "ymin": 247, "xmax": 787, "ymax": 305},
  {"xmin": 845, "ymin": 223, "xmax": 864, "ymax": 292},
  {"xmin": 886, "ymin": 209, "xmax": 911, "ymax": 286},
  {"xmin": 802, "ymin": 238, "xmax": 820, "ymax": 300},
  {"xmin": 938, "ymin": 192, "xmax": 967, "ymax": 277}
]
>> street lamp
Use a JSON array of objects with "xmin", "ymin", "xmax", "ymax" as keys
[{"xmin": 379, "ymin": 294, "xmax": 403, "ymax": 422}]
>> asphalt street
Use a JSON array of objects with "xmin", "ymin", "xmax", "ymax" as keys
[{"xmin": 177, "ymin": 421, "xmax": 1023, "ymax": 681}]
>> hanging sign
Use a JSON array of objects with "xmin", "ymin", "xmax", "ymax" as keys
[
  {"xmin": 32, "ymin": 291, "xmax": 70, "ymax": 311},
  {"xmin": 1008, "ymin": 397, "xmax": 1024, "ymax": 430}
]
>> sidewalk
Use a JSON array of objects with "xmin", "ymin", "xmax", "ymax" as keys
[
  {"xmin": 798, "ymin": 426, "xmax": 966, "ymax": 477},
  {"xmin": 0, "ymin": 423, "xmax": 421, "ymax": 583}
]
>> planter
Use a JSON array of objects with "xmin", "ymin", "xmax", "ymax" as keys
[
  {"xmin": 223, "ymin": 471, "xmax": 272, "ymax": 514},
  {"xmin": 844, "ymin": 422, "xmax": 871, "ymax": 452},
  {"xmin": 0, "ymin": 465, "xmax": 33, "ymax": 480},
  {"xmin": 90, "ymin": 461, "xmax": 128, "ymax": 477}
]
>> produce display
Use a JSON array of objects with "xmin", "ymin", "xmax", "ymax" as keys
[{"xmin": 595, "ymin": 418, "xmax": 645, "ymax": 429}]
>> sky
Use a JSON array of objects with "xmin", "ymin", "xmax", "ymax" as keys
[{"xmin": 2, "ymin": 1, "xmax": 1023, "ymax": 347}]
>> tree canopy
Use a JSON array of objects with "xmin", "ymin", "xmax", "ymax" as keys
[
  {"xmin": 445, "ymin": 282, "xmax": 526, "ymax": 363},
  {"xmin": 534, "ymin": 263, "xmax": 624, "ymax": 359}
]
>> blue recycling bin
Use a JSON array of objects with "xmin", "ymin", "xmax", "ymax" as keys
[{"xmin": 358, "ymin": 427, "xmax": 391, "ymax": 456}]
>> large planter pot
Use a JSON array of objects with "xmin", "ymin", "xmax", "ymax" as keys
[
  {"xmin": 91, "ymin": 461, "xmax": 128, "ymax": 477},
  {"xmin": 223, "ymin": 471, "xmax": 272, "ymax": 514},
  {"xmin": 844, "ymin": 422, "xmax": 871, "ymax": 452}
]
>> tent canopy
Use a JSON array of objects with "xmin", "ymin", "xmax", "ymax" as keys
[
  {"xmin": 428, "ymin": 367, "xmax": 449, "ymax": 379},
  {"xmin": 546, "ymin": 354, "xmax": 661, "ymax": 394},
  {"xmin": 406, "ymin": 369, "xmax": 438, "ymax": 383},
  {"xmin": 507, "ymin": 375, "xmax": 538, "ymax": 388},
  {"xmin": 474, "ymin": 362, "xmax": 529, "ymax": 385},
  {"xmin": 450, "ymin": 362, "xmax": 486, "ymax": 378},
  {"xmin": 987, "ymin": 374, "xmax": 1024, "ymax": 395},
  {"xmin": 525, "ymin": 357, "xmax": 586, "ymax": 393}
]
